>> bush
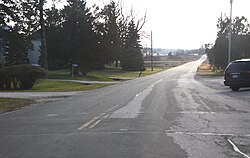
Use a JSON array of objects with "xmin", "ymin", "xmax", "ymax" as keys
[{"xmin": 0, "ymin": 64, "xmax": 47, "ymax": 90}]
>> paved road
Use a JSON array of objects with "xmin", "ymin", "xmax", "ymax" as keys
[{"xmin": 1, "ymin": 56, "xmax": 250, "ymax": 158}]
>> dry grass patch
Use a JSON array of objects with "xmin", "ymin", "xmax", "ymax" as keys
[
  {"xmin": 0, "ymin": 98, "xmax": 35, "ymax": 111},
  {"xmin": 197, "ymin": 59, "xmax": 223, "ymax": 76}
]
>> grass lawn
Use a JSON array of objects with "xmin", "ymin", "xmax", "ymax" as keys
[
  {"xmin": 0, "ymin": 80, "xmax": 109, "ymax": 92},
  {"xmin": 29, "ymin": 80, "xmax": 108, "ymax": 92},
  {"xmin": 0, "ymin": 67, "xmax": 168, "ymax": 93},
  {"xmin": 108, "ymin": 67, "xmax": 168, "ymax": 79},
  {"xmin": 48, "ymin": 67, "xmax": 169, "ymax": 81},
  {"xmin": 0, "ymin": 98, "xmax": 35, "ymax": 111},
  {"xmin": 48, "ymin": 69, "xmax": 113, "ymax": 81}
]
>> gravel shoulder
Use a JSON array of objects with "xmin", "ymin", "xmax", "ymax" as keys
[{"xmin": 194, "ymin": 75, "xmax": 250, "ymax": 102}]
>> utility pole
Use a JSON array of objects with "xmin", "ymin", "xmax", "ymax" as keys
[
  {"xmin": 39, "ymin": 0, "xmax": 48, "ymax": 70},
  {"xmin": 151, "ymin": 31, "xmax": 153, "ymax": 71},
  {"xmin": 228, "ymin": 0, "xmax": 233, "ymax": 64}
]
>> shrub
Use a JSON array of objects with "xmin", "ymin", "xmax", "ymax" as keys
[{"xmin": 0, "ymin": 64, "xmax": 47, "ymax": 90}]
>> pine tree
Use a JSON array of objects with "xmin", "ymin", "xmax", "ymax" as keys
[
  {"xmin": 208, "ymin": 15, "xmax": 250, "ymax": 69},
  {"xmin": 1, "ymin": 0, "xmax": 38, "ymax": 66},
  {"xmin": 121, "ymin": 21, "xmax": 144, "ymax": 71},
  {"xmin": 62, "ymin": 0, "xmax": 103, "ymax": 73},
  {"xmin": 4, "ymin": 30, "xmax": 30, "ymax": 66},
  {"xmin": 0, "ymin": 0, "xmax": 16, "ymax": 26},
  {"xmin": 45, "ymin": 3, "xmax": 66, "ymax": 69},
  {"xmin": 101, "ymin": 1, "xmax": 121, "ymax": 66}
]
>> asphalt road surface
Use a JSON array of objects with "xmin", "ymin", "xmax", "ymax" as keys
[{"xmin": 1, "ymin": 56, "xmax": 250, "ymax": 158}]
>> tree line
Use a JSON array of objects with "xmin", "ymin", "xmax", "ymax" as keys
[
  {"xmin": 206, "ymin": 15, "xmax": 250, "ymax": 69},
  {"xmin": 0, "ymin": 0, "xmax": 146, "ymax": 73}
]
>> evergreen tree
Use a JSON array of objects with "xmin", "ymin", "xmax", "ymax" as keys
[
  {"xmin": 61, "ymin": 0, "xmax": 103, "ymax": 73},
  {"xmin": 1, "ymin": 0, "xmax": 39, "ymax": 66},
  {"xmin": 208, "ymin": 15, "xmax": 250, "ymax": 69},
  {"xmin": 0, "ymin": 0, "xmax": 17, "ymax": 26},
  {"xmin": 121, "ymin": 21, "xmax": 144, "ymax": 71},
  {"xmin": 101, "ymin": 1, "xmax": 121, "ymax": 66},
  {"xmin": 38, "ymin": 0, "xmax": 48, "ymax": 69},
  {"xmin": 45, "ymin": 3, "xmax": 67, "ymax": 69},
  {"xmin": 4, "ymin": 30, "xmax": 30, "ymax": 66}
]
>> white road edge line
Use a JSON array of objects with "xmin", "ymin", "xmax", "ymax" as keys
[
  {"xmin": 228, "ymin": 139, "xmax": 250, "ymax": 158},
  {"xmin": 47, "ymin": 114, "xmax": 59, "ymax": 117},
  {"xmin": 165, "ymin": 130, "xmax": 250, "ymax": 138},
  {"xmin": 78, "ymin": 113, "xmax": 106, "ymax": 130},
  {"xmin": 179, "ymin": 111, "xmax": 215, "ymax": 114},
  {"xmin": 165, "ymin": 131, "xmax": 236, "ymax": 136},
  {"xmin": 0, "ymin": 109, "xmax": 20, "ymax": 116}
]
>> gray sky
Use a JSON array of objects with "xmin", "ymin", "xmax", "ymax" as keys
[{"xmin": 49, "ymin": 0, "xmax": 250, "ymax": 49}]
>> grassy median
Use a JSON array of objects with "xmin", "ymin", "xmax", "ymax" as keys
[{"xmin": 0, "ymin": 98, "xmax": 35, "ymax": 111}]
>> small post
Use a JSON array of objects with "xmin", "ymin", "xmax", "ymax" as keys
[
  {"xmin": 228, "ymin": 0, "xmax": 233, "ymax": 64},
  {"xmin": 72, "ymin": 64, "xmax": 74, "ymax": 78}
]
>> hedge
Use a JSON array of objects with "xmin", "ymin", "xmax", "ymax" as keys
[{"xmin": 0, "ymin": 64, "xmax": 47, "ymax": 90}]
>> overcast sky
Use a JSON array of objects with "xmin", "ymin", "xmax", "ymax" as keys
[{"xmin": 50, "ymin": 0, "xmax": 250, "ymax": 50}]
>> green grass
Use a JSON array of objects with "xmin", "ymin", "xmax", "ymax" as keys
[
  {"xmin": 29, "ymin": 80, "xmax": 109, "ymax": 92},
  {"xmin": 48, "ymin": 69, "xmax": 113, "ymax": 81},
  {"xmin": 108, "ymin": 67, "xmax": 168, "ymax": 79},
  {"xmin": 48, "ymin": 67, "xmax": 169, "ymax": 81},
  {"xmin": 0, "ymin": 67, "xmax": 168, "ymax": 93},
  {"xmin": 0, "ymin": 80, "xmax": 110, "ymax": 92},
  {"xmin": 0, "ymin": 98, "xmax": 35, "ymax": 111}
]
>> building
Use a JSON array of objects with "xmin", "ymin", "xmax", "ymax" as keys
[{"xmin": 28, "ymin": 40, "xmax": 41, "ymax": 65}]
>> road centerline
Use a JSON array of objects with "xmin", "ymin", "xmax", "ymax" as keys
[
  {"xmin": 78, "ymin": 113, "xmax": 106, "ymax": 130},
  {"xmin": 105, "ymin": 104, "xmax": 120, "ymax": 113},
  {"xmin": 88, "ymin": 114, "xmax": 110, "ymax": 128}
]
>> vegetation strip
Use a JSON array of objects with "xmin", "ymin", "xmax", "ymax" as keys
[
  {"xmin": 196, "ymin": 59, "xmax": 223, "ymax": 76},
  {"xmin": 48, "ymin": 67, "xmax": 168, "ymax": 81},
  {"xmin": 30, "ymin": 80, "xmax": 108, "ymax": 92},
  {"xmin": 0, "ymin": 67, "xmax": 168, "ymax": 93},
  {"xmin": 0, "ymin": 98, "xmax": 35, "ymax": 111}
]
